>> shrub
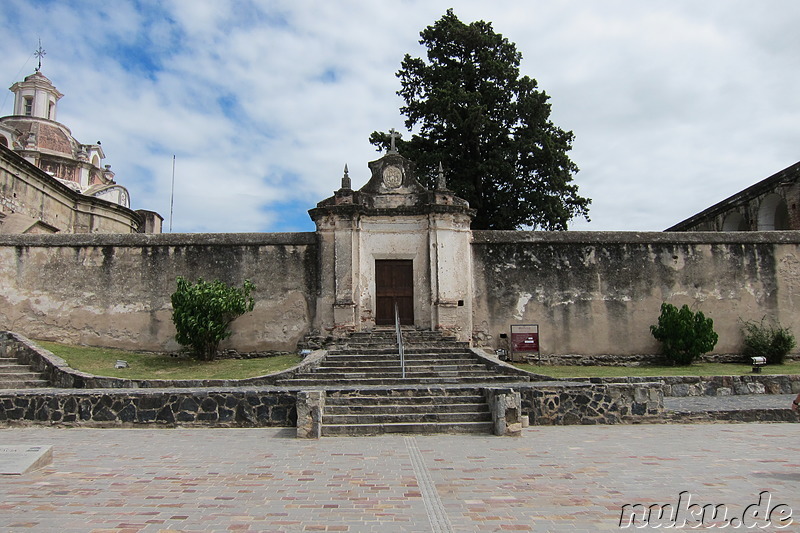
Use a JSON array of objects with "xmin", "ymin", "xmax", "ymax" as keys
[
  {"xmin": 171, "ymin": 277, "xmax": 255, "ymax": 361},
  {"xmin": 650, "ymin": 303, "xmax": 718, "ymax": 365},
  {"xmin": 741, "ymin": 317, "xmax": 796, "ymax": 365}
]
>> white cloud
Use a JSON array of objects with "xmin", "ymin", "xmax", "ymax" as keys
[{"xmin": 1, "ymin": 0, "xmax": 798, "ymax": 233}]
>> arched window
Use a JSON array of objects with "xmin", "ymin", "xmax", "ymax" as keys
[
  {"xmin": 722, "ymin": 212, "xmax": 748, "ymax": 231},
  {"xmin": 758, "ymin": 194, "xmax": 790, "ymax": 230}
]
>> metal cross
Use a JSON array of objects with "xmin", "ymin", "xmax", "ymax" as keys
[
  {"xmin": 388, "ymin": 128, "xmax": 401, "ymax": 153},
  {"xmin": 34, "ymin": 39, "xmax": 46, "ymax": 72}
]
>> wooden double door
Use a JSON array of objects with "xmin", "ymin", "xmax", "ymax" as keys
[{"xmin": 375, "ymin": 260, "xmax": 414, "ymax": 326}]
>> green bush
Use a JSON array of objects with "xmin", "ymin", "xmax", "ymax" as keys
[
  {"xmin": 741, "ymin": 317, "xmax": 796, "ymax": 365},
  {"xmin": 650, "ymin": 303, "xmax": 718, "ymax": 365},
  {"xmin": 171, "ymin": 277, "xmax": 255, "ymax": 361}
]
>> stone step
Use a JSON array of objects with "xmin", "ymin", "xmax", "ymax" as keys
[
  {"xmin": 278, "ymin": 375, "xmax": 521, "ymax": 386},
  {"xmin": 313, "ymin": 365, "xmax": 490, "ymax": 375},
  {"xmin": 0, "ymin": 365, "xmax": 41, "ymax": 374},
  {"xmin": 327, "ymin": 347, "xmax": 470, "ymax": 356},
  {"xmin": 325, "ymin": 394, "xmax": 487, "ymax": 406},
  {"xmin": 0, "ymin": 379, "xmax": 51, "ymax": 389},
  {"xmin": 317, "ymin": 359, "xmax": 484, "ymax": 369},
  {"xmin": 295, "ymin": 369, "xmax": 498, "ymax": 379},
  {"xmin": 0, "ymin": 358, "xmax": 49, "ymax": 388},
  {"xmin": 325, "ymin": 403, "xmax": 489, "ymax": 415},
  {"xmin": 323, "ymin": 411, "xmax": 492, "ymax": 425},
  {"xmin": 322, "ymin": 421, "xmax": 494, "ymax": 436},
  {"xmin": 0, "ymin": 371, "xmax": 44, "ymax": 380}
]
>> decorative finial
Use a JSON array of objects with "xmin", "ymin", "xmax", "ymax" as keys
[
  {"xmin": 437, "ymin": 162, "xmax": 447, "ymax": 190},
  {"xmin": 341, "ymin": 164, "xmax": 351, "ymax": 190},
  {"xmin": 34, "ymin": 39, "xmax": 46, "ymax": 72},
  {"xmin": 388, "ymin": 128, "xmax": 401, "ymax": 154}
]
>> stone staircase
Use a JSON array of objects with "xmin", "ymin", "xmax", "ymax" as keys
[
  {"xmin": 283, "ymin": 329, "xmax": 529, "ymax": 436},
  {"xmin": 0, "ymin": 355, "xmax": 49, "ymax": 389},
  {"xmin": 280, "ymin": 329, "xmax": 525, "ymax": 387},
  {"xmin": 322, "ymin": 387, "xmax": 493, "ymax": 436}
]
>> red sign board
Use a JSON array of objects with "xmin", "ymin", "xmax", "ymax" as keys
[{"xmin": 510, "ymin": 325, "xmax": 539, "ymax": 353}]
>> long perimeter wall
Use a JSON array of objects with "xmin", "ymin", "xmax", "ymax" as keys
[
  {"xmin": 471, "ymin": 231, "xmax": 800, "ymax": 358},
  {"xmin": 1, "ymin": 231, "xmax": 799, "ymax": 359},
  {"xmin": 0, "ymin": 233, "xmax": 318, "ymax": 352}
]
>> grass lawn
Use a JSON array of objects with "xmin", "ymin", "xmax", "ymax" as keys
[
  {"xmin": 515, "ymin": 361, "xmax": 800, "ymax": 379},
  {"xmin": 33, "ymin": 340, "xmax": 303, "ymax": 381}
]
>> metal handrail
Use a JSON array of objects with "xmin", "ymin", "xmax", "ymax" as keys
[{"xmin": 394, "ymin": 303, "xmax": 406, "ymax": 379}]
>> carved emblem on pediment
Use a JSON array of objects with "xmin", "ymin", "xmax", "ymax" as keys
[{"xmin": 382, "ymin": 165, "xmax": 403, "ymax": 188}]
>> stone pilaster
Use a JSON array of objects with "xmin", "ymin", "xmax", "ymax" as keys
[{"xmin": 296, "ymin": 390, "xmax": 325, "ymax": 439}]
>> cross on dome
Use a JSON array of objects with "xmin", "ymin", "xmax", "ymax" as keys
[{"xmin": 34, "ymin": 39, "xmax": 46, "ymax": 72}]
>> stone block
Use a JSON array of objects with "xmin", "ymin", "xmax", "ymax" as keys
[
  {"xmin": 486, "ymin": 388, "xmax": 522, "ymax": 437},
  {"xmin": 296, "ymin": 390, "xmax": 324, "ymax": 439}
]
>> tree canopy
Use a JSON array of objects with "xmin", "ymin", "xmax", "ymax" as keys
[{"xmin": 370, "ymin": 9, "xmax": 590, "ymax": 230}]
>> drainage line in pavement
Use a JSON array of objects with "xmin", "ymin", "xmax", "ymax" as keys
[{"xmin": 405, "ymin": 436, "xmax": 454, "ymax": 533}]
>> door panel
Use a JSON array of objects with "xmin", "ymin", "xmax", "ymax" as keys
[{"xmin": 375, "ymin": 260, "xmax": 414, "ymax": 326}]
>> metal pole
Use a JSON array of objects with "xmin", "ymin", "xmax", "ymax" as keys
[
  {"xmin": 169, "ymin": 155, "xmax": 175, "ymax": 232},
  {"xmin": 395, "ymin": 303, "xmax": 405, "ymax": 379}
]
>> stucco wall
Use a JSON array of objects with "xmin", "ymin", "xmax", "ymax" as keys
[
  {"xmin": 471, "ymin": 231, "xmax": 800, "ymax": 358},
  {"xmin": 3, "ymin": 230, "xmax": 800, "ymax": 359},
  {"xmin": 0, "ymin": 233, "xmax": 318, "ymax": 352}
]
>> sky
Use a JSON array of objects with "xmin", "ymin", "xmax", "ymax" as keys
[{"xmin": 1, "ymin": 0, "xmax": 798, "ymax": 233}]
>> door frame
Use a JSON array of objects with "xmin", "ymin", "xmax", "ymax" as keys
[{"xmin": 374, "ymin": 259, "xmax": 414, "ymax": 326}]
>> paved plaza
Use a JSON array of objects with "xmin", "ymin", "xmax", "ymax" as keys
[{"xmin": 1, "ymin": 423, "xmax": 799, "ymax": 532}]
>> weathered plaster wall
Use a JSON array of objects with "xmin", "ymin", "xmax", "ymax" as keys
[
  {"xmin": 471, "ymin": 231, "xmax": 800, "ymax": 358},
  {"xmin": 0, "ymin": 233, "xmax": 318, "ymax": 352},
  {"xmin": 4, "ymin": 230, "xmax": 800, "ymax": 359}
]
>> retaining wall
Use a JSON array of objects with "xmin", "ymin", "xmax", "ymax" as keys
[
  {"xmin": 583, "ymin": 374, "xmax": 800, "ymax": 397},
  {"xmin": 0, "ymin": 233, "xmax": 318, "ymax": 352},
  {"xmin": 520, "ymin": 381, "xmax": 664, "ymax": 425},
  {"xmin": 0, "ymin": 387, "xmax": 297, "ymax": 427}
]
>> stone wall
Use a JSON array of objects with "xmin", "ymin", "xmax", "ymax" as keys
[
  {"xmin": 520, "ymin": 381, "xmax": 664, "ymax": 425},
  {"xmin": 0, "ymin": 387, "xmax": 297, "ymax": 427},
  {"xmin": 472, "ymin": 231, "xmax": 800, "ymax": 359},
  {"xmin": 1, "ymin": 144, "xmax": 144, "ymax": 234},
  {"xmin": 0, "ymin": 233, "xmax": 318, "ymax": 352},
  {"xmin": 4, "ymin": 229, "xmax": 800, "ymax": 360},
  {"xmin": 583, "ymin": 374, "xmax": 800, "ymax": 397}
]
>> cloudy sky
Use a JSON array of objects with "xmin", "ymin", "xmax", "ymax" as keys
[{"xmin": 1, "ymin": 0, "xmax": 798, "ymax": 233}]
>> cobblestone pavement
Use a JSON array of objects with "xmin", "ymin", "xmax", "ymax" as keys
[{"xmin": 1, "ymin": 424, "xmax": 799, "ymax": 532}]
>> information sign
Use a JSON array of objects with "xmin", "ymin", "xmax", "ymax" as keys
[{"xmin": 510, "ymin": 324, "xmax": 539, "ymax": 362}]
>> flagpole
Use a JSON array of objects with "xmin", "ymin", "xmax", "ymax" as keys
[{"xmin": 169, "ymin": 155, "xmax": 175, "ymax": 232}]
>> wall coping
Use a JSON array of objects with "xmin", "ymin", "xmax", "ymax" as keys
[
  {"xmin": 471, "ymin": 230, "xmax": 800, "ymax": 245},
  {"xmin": 5, "ymin": 230, "xmax": 800, "ymax": 248},
  {"xmin": 0, "ymin": 232, "xmax": 317, "ymax": 247}
]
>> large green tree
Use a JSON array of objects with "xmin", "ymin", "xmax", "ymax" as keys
[{"xmin": 370, "ymin": 9, "xmax": 590, "ymax": 230}]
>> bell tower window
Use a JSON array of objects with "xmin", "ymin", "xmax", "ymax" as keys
[{"xmin": 23, "ymin": 97, "xmax": 33, "ymax": 116}]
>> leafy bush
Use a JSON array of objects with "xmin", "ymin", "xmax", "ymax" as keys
[
  {"xmin": 650, "ymin": 303, "xmax": 718, "ymax": 365},
  {"xmin": 741, "ymin": 317, "xmax": 796, "ymax": 365},
  {"xmin": 171, "ymin": 277, "xmax": 255, "ymax": 361}
]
